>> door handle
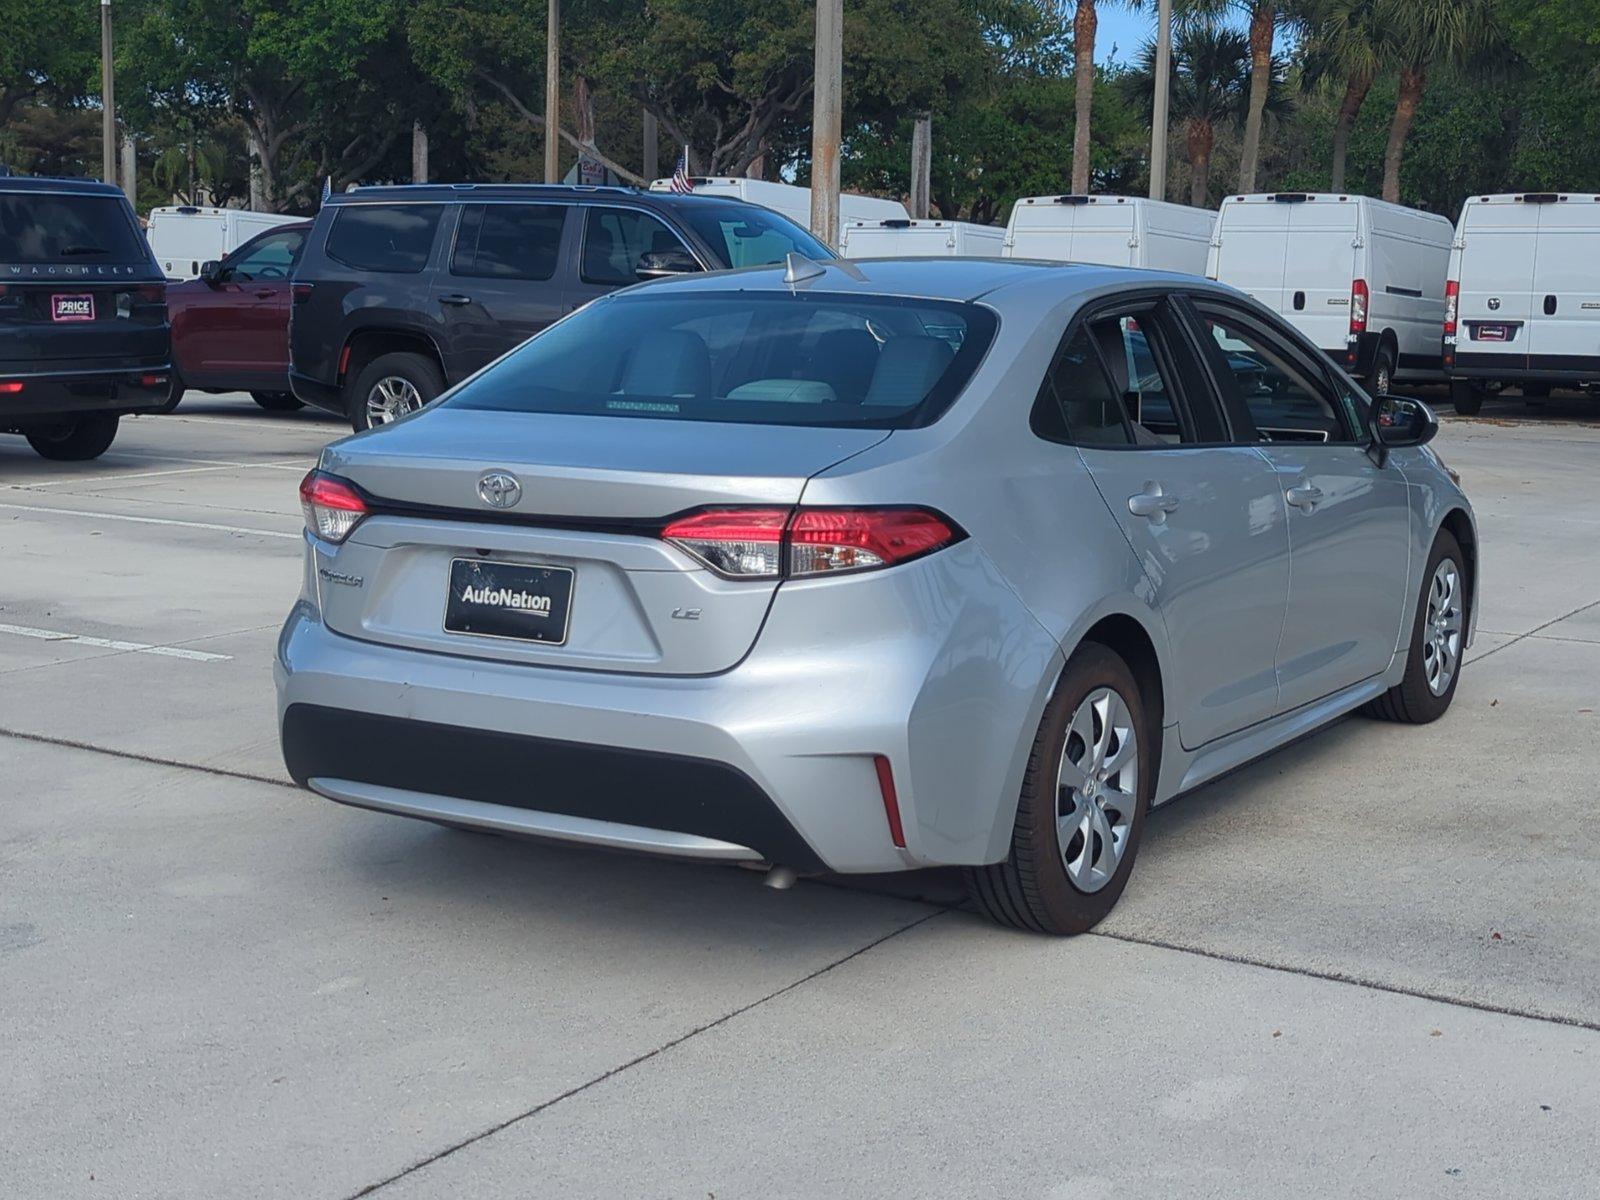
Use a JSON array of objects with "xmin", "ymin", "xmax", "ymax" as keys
[
  {"xmin": 1127, "ymin": 484, "xmax": 1180, "ymax": 523},
  {"xmin": 1286, "ymin": 483, "xmax": 1325, "ymax": 511},
  {"xmin": 1544, "ymin": 294, "xmax": 1558, "ymax": 315},
  {"xmin": 254, "ymin": 289, "xmax": 275, "ymax": 299},
  {"xmin": 439, "ymin": 294, "xmax": 473, "ymax": 306}
]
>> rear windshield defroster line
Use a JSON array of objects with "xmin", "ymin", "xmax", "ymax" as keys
[{"xmin": 441, "ymin": 290, "xmax": 999, "ymax": 430}]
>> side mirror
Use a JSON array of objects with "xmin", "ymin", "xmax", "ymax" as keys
[
  {"xmin": 200, "ymin": 260, "xmax": 226, "ymax": 286},
  {"xmin": 1369, "ymin": 394, "xmax": 1438, "ymax": 465},
  {"xmin": 634, "ymin": 249, "xmax": 701, "ymax": 280}
]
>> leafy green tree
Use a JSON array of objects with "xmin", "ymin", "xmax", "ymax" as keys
[
  {"xmin": 0, "ymin": 0, "xmax": 96, "ymax": 130},
  {"xmin": 1299, "ymin": 0, "xmax": 1390, "ymax": 191}
]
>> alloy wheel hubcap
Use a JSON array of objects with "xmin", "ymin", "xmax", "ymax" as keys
[
  {"xmin": 366, "ymin": 376, "xmax": 423, "ymax": 426},
  {"xmin": 1056, "ymin": 687, "xmax": 1138, "ymax": 894},
  {"xmin": 1422, "ymin": 558, "xmax": 1464, "ymax": 696}
]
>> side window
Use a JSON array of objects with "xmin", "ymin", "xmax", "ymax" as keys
[
  {"xmin": 1033, "ymin": 326, "xmax": 1132, "ymax": 446},
  {"xmin": 228, "ymin": 230, "xmax": 303, "ymax": 280},
  {"xmin": 1195, "ymin": 308, "xmax": 1351, "ymax": 443},
  {"xmin": 581, "ymin": 208, "xmax": 690, "ymax": 286},
  {"xmin": 325, "ymin": 204, "xmax": 442, "ymax": 274},
  {"xmin": 451, "ymin": 204, "xmax": 565, "ymax": 280}
]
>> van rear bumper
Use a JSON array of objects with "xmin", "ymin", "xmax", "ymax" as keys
[
  {"xmin": 1448, "ymin": 352, "xmax": 1600, "ymax": 384},
  {"xmin": 0, "ymin": 363, "xmax": 173, "ymax": 424}
]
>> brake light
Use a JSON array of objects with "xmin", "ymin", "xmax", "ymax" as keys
[
  {"xmin": 1443, "ymin": 280, "xmax": 1459, "ymax": 338},
  {"xmin": 299, "ymin": 469, "xmax": 368, "ymax": 544},
  {"xmin": 293, "ymin": 283, "xmax": 314, "ymax": 305},
  {"xmin": 1349, "ymin": 279, "xmax": 1369, "ymax": 335},
  {"xmin": 661, "ymin": 507, "xmax": 961, "ymax": 580},
  {"xmin": 139, "ymin": 373, "xmax": 168, "ymax": 388},
  {"xmin": 0, "ymin": 381, "xmax": 22, "ymax": 394}
]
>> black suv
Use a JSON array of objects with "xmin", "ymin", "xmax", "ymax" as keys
[
  {"xmin": 288, "ymin": 184, "xmax": 833, "ymax": 431},
  {"xmin": 1, "ymin": 177, "xmax": 171, "ymax": 460}
]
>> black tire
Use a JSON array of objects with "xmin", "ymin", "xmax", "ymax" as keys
[
  {"xmin": 1366, "ymin": 345, "xmax": 1395, "ymax": 398},
  {"xmin": 1521, "ymin": 382, "xmax": 1551, "ymax": 399},
  {"xmin": 155, "ymin": 373, "xmax": 186, "ymax": 414},
  {"xmin": 965, "ymin": 643, "xmax": 1154, "ymax": 935},
  {"xmin": 1450, "ymin": 379, "xmax": 1484, "ymax": 416},
  {"xmin": 251, "ymin": 390, "xmax": 304, "ymax": 412},
  {"xmin": 1364, "ymin": 529, "xmax": 1467, "ymax": 725},
  {"xmin": 25, "ymin": 413, "xmax": 120, "ymax": 461},
  {"xmin": 347, "ymin": 351, "xmax": 444, "ymax": 433}
]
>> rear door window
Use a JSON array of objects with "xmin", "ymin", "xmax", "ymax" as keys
[
  {"xmin": 227, "ymin": 229, "xmax": 304, "ymax": 280},
  {"xmin": 451, "ymin": 204, "xmax": 565, "ymax": 280},
  {"xmin": 581, "ymin": 208, "xmax": 693, "ymax": 285},
  {"xmin": 0, "ymin": 192, "xmax": 145, "ymax": 263},
  {"xmin": 325, "ymin": 204, "xmax": 442, "ymax": 273}
]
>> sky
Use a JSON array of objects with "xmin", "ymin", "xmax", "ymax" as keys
[{"xmin": 1094, "ymin": 7, "xmax": 1254, "ymax": 66}]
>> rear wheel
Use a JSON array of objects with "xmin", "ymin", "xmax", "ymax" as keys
[
  {"xmin": 1521, "ymin": 382, "xmax": 1551, "ymax": 399},
  {"xmin": 25, "ymin": 413, "xmax": 120, "ymax": 461},
  {"xmin": 251, "ymin": 390, "xmax": 303, "ymax": 412},
  {"xmin": 1367, "ymin": 345, "xmax": 1395, "ymax": 398},
  {"xmin": 1450, "ymin": 379, "xmax": 1485, "ymax": 416},
  {"xmin": 348, "ymin": 351, "xmax": 443, "ymax": 432},
  {"xmin": 965, "ymin": 643, "xmax": 1153, "ymax": 935},
  {"xmin": 155, "ymin": 373, "xmax": 186, "ymax": 414},
  {"xmin": 1364, "ymin": 530, "xmax": 1466, "ymax": 725}
]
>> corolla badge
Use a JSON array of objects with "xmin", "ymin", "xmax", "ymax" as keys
[{"xmin": 477, "ymin": 471, "xmax": 522, "ymax": 509}]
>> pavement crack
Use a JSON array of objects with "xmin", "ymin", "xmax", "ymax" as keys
[
  {"xmin": 342, "ymin": 907, "xmax": 949, "ymax": 1198},
  {"xmin": 1471, "ymin": 596, "xmax": 1600, "ymax": 665},
  {"xmin": 0, "ymin": 726, "xmax": 296, "ymax": 790}
]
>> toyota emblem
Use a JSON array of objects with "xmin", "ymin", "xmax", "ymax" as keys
[{"xmin": 478, "ymin": 471, "xmax": 522, "ymax": 509}]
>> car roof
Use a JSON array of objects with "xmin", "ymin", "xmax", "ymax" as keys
[
  {"xmin": 0, "ymin": 175, "xmax": 128, "ymax": 197},
  {"xmin": 322, "ymin": 183, "xmax": 745, "ymax": 206},
  {"xmin": 628, "ymin": 256, "xmax": 1228, "ymax": 305}
]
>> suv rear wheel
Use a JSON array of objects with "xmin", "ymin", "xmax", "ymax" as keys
[
  {"xmin": 348, "ymin": 351, "xmax": 444, "ymax": 432},
  {"xmin": 25, "ymin": 413, "xmax": 120, "ymax": 461},
  {"xmin": 965, "ymin": 642, "xmax": 1153, "ymax": 935}
]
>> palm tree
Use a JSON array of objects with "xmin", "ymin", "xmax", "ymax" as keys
[
  {"xmin": 1299, "ymin": 0, "xmax": 1391, "ymax": 192},
  {"xmin": 1126, "ymin": 21, "xmax": 1285, "ymax": 206},
  {"xmin": 1377, "ymin": 0, "xmax": 1498, "ymax": 202},
  {"xmin": 1065, "ymin": 1, "xmax": 1137, "ymax": 194},
  {"xmin": 152, "ymin": 130, "xmax": 226, "ymax": 205}
]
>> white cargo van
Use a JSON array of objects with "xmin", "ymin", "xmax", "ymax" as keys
[
  {"xmin": 1444, "ymin": 193, "xmax": 1600, "ymax": 413},
  {"xmin": 839, "ymin": 218, "xmax": 1005, "ymax": 259},
  {"xmin": 1003, "ymin": 195, "xmax": 1215, "ymax": 275},
  {"xmin": 1206, "ymin": 192, "xmax": 1453, "ymax": 395},
  {"xmin": 147, "ymin": 206, "xmax": 304, "ymax": 280},
  {"xmin": 647, "ymin": 177, "xmax": 908, "ymax": 246}
]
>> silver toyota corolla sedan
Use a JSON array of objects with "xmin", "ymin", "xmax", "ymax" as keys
[{"xmin": 276, "ymin": 257, "xmax": 1476, "ymax": 935}]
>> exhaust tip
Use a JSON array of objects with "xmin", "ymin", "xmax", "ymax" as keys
[{"xmin": 763, "ymin": 866, "xmax": 798, "ymax": 891}]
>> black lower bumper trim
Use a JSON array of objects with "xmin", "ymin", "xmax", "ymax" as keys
[
  {"xmin": 0, "ymin": 368, "xmax": 172, "ymax": 423},
  {"xmin": 280, "ymin": 703, "xmax": 828, "ymax": 872}
]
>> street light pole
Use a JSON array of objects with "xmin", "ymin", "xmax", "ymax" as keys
[
  {"xmin": 100, "ymin": 0, "xmax": 116, "ymax": 186},
  {"xmin": 544, "ymin": 0, "xmax": 560, "ymax": 184},
  {"xmin": 809, "ymin": 0, "xmax": 843, "ymax": 246},
  {"xmin": 1148, "ymin": 0, "xmax": 1171, "ymax": 202}
]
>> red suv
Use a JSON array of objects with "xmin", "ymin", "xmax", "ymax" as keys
[{"xmin": 165, "ymin": 221, "xmax": 312, "ymax": 412}]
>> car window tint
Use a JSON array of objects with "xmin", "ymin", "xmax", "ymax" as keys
[
  {"xmin": 325, "ymin": 204, "xmax": 442, "ymax": 273},
  {"xmin": 675, "ymin": 201, "xmax": 833, "ymax": 267},
  {"xmin": 1086, "ymin": 314, "xmax": 1191, "ymax": 444},
  {"xmin": 581, "ymin": 208, "xmax": 688, "ymax": 286},
  {"xmin": 1199, "ymin": 314, "xmax": 1347, "ymax": 444},
  {"xmin": 452, "ymin": 204, "xmax": 564, "ymax": 280},
  {"xmin": 1035, "ymin": 326, "xmax": 1131, "ymax": 446},
  {"xmin": 0, "ymin": 192, "xmax": 145, "ymax": 263},
  {"xmin": 229, "ymin": 230, "xmax": 303, "ymax": 280}
]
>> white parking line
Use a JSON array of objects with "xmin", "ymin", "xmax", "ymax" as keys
[
  {"xmin": 0, "ymin": 623, "xmax": 233, "ymax": 662},
  {"xmin": 10, "ymin": 457, "xmax": 313, "ymax": 488},
  {"xmin": 0, "ymin": 501, "xmax": 301, "ymax": 539}
]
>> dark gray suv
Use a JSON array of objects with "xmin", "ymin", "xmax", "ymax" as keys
[{"xmin": 288, "ymin": 183, "xmax": 834, "ymax": 431}]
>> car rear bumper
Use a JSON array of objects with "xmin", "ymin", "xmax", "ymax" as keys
[
  {"xmin": 274, "ymin": 539, "xmax": 1061, "ymax": 874},
  {"xmin": 0, "ymin": 363, "xmax": 173, "ymax": 424}
]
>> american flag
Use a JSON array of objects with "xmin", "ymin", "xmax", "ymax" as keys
[{"xmin": 668, "ymin": 148, "xmax": 695, "ymax": 194}]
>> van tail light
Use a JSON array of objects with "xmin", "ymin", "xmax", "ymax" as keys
[
  {"xmin": 0, "ymin": 381, "xmax": 23, "ymax": 395},
  {"xmin": 299, "ymin": 469, "xmax": 368, "ymax": 544},
  {"xmin": 1349, "ymin": 278, "xmax": 1369, "ymax": 335},
  {"xmin": 1443, "ymin": 279, "xmax": 1460, "ymax": 338},
  {"xmin": 661, "ymin": 507, "xmax": 962, "ymax": 580}
]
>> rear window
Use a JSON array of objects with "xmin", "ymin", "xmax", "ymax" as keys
[
  {"xmin": 325, "ymin": 204, "xmax": 442, "ymax": 273},
  {"xmin": 0, "ymin": 192, "xmax": 145, "ymax": 263},
  {"xmin": 676, "ymin": 201, "xmax": 833, "ymax": 268},
  {"xmin": 443, "ymin": 291, "xmax": 996, "ymax": 429}
]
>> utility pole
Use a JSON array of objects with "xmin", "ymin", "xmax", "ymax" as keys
[
  {"xmin": 412, "ymin": 121, "xmax": 429, "ymax": 183},
  {"xmin": 642, "ymin": 110, "xmax": 658, "ymax": 183},
  {"xmin": 909, "ymin": 113, "xmax": 932, "ymax": 220},
  {"xmin": 809, "ymin": 0, "xmax": 843, "ymax": 246},
  {"xmin": 100, "ymin": 0, "xmax": 116, "ymax": 186},
  {"xmin": 544, "ymin": 0, "xmax": 560, "ymax": 184},
  {"xmin": 1149, "ymin": 0, "xmax": 1172, "ymax": 202}
]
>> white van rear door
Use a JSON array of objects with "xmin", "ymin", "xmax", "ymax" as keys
[
  {"xmin": 1528, "ymin": 200, "xmax": 1600, "ymax": 372},
  {"xmin": 1286, "ymin": 200, "xmax": 1358, "ymax": 353},
  {"xmin": 1457, "ymin": 201, "xmax": 1535, "ymax": 368},
  {"xmin": 1212, "ymin": 200, "xmax": 1291, "ymax": 316},
  {"xmin": 1060, "ymin": 201, "xmax": 1137, "ymax": 266}
]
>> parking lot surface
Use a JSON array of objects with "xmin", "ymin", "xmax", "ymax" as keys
[{"xmin": 4, "ymin": 392, "xmax": 1598, "ymax": 1198}]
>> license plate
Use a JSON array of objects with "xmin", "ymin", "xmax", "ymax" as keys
[
  {"xmin": 444, "ymin": 558, "xmax": 574, "ymax": 645},
  {"xmin": 1475, "ymin": 324, "xmax": 1509, "ymax": 342},
  {"xmin": 52, "ymin": 294, "xmax": 95, "ymax": 322}
]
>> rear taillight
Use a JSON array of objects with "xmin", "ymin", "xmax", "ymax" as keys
[
  {"xmin": 299, "ymin": 469, "xmax": 368, "ymax": 544},
  {"xmin": 661, "ymin": 507, "xmax": 961, "ymax": 580},
  {"xmin": 0, "ymin": 381, "xmax": 22, "ymax": 395},
  {"xmin": 293, "ymin": 283, "xmax": 314, "ymax": 305},
  {"xmin": 1443, "ymin": 280, "xmax": 1459, "ymax": 338},
  {"xmin": 1349, "ymin": 279, "xmax": 1369, "ymax": 335}
]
